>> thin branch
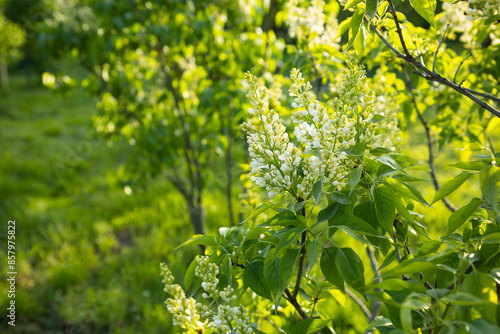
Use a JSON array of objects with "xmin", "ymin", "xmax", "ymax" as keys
[
  {"xmin": 366, "ymin": 247, "xmax": 382, "ymax": 324},
  {"xmin": 293, "ymin": 231, "xmax": 307, "ymax": 298},
  {"xmin": 465, "ymin": 87, "xmax": 500, "ymax": 104},
  {"xmin": 401, "ymin": 65, "xmax": 457, "ymax": 212},
  {"xmin": 284, "ymin": 288, "xmax": 308, "ymax": 320},
  {"xmin": 265, "ymin": 316, "xmax": 287, "ymax": 333},
  {"xmin": 369, "ymin": 16, "xmax": 500, "ymax": 118},
  {"xmin": 433, "ymin": 24, "xmax": 449, "ymax": 73},
  {"xmin": 387, "ymin": 0, "xmax": 411, "ymax": 58},
  {"xmin": 346, "ymin": 288, "xmax": 371, "ymax": 320},
  {"xmin": 453, "ymin": 53, "xmax": 472, "ymax": 83}
]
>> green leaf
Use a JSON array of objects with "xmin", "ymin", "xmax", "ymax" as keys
[
  {"xmin": 264, "ymin": 249, "xmax": 299, "ymax": 307},
  {"xmin": 336, "ymin": 225, "xmax": 379, "ymax": 248},
  {"xmin": 336, "ymin": 247, "xmax": 365, "ymax": 291},
  {"xmin": 371, "ymin": 185, "xmax": 396, "ymax": 236},
  {"xmin": 175, "ymin": 234, "xmax": 217, "ymax": 250},
  {"xmin": 317, "ymin": 203, "xmax": 340, "ymax": 224},
  {"xmin": 480, "ymin": 166, "xmax": 500, "ymax": 214},
  {"xmin": 344, "ymin": 0, "xmax": 363, "ymax": 10},
  {"xmin": 184, "ymin": 258, "xmax": 199, "ymax": 291},
  {"xmin": 381, "ymin": 257, "xmax": 436, "ymax": 278},
  {"xmin": 244, "ymin": 261, "xmax": 271, "ymax": 300},
  {"xmin": 330, "ymin": 192, "xmax": 352, "ymax": 205},
  {"xmin": 291, "ymin": 319, "xmax": 331, "ymax": 334},
  {"xmin": 333, "ymin": 215, "xmax": 386, "ymax": 238},
  {"xmin": 385, "ymin": 178, "xmax": 429, "ymax": 206},
  {"xmin": 307, "ymin": 238, "xmax": 320, "ymax": 273},
  {"xmin": 335, "ymin": 17, "xmax": 352, "ymax": 39},
  {"xmin": 275, "ymin": 228, "xmax": 304, "ymax": 257},
  {"xmin": 321, "ymin": 247, "xmax": 345, "ymax": 292},
  {"xmin": 348, "ymin": 166, "xmax": 362, "ymax": 195},
  {"xmin": 432, "ymin": 171, "xmax": 475, "ymax": 205},
  {"xmin": 312, "ymin": 178, "xmax": 323, "ymax": 205},
  {"xmin": 443, "ymin": 292, "xmax": 493, "ymax": 305},
  {"xmin": 448, "ymin": 160, "xmax": 487, "ymax": 171},
  {"xmin": 417, "ymin": 240, "xmax": 440, "ymax": 256},
  {"xmin": 409, "ymin": 0, "xmax": 436, "ymax": 27},
  {"xmin": 348, "ymin": 9, "xmax": 365, "ymax": 48},
  {"xmin": 377, "ymin": 156, "xmax": 413, "ymax": 179},
  {"xmin": 445, "ymin": 197, "xmax": 484, "ymax": 237},
  {"xmin": 366, "ymin": 0, "xmax": 378, "ymax": 19}
]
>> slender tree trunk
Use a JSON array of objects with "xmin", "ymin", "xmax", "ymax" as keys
[
  {"xmin": 226, "ymin": 109, "xmax": 236, "ymax": 226},
  {"xmin": 1, "ymin": 63, "xmax": 9, "ymax": 95},
  {"xmin": 186, "ymin": 195, "xmax": 204, "ymax": 236}
]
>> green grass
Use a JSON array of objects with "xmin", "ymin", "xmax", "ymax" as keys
[{"xmin": 0, "ymin": 73, "xmax": 232, "ymax": 333}]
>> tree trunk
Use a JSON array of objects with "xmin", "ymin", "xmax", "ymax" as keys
[
  {"xmin": 186, "ymin": 195, "xmax": 205, "ymax": 236},
  {"xmin": 1, "ymin": 63, "xmax": 9, "ymax": 95}
]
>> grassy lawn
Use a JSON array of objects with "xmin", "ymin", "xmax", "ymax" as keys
[{"xmin": 0, "ymin": 73, "xmax": 214, "ymax": 333}]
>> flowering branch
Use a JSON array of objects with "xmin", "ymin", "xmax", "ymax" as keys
[{"xmin": 369, "ymin": 1, "xmax": 500, "ymax": 118}]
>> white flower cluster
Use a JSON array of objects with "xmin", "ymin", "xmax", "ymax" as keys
[
  {"xmin": 286, "ymin": 0, "xmax": 340, "ymax": 49},
  {"xmin": 161, "ymin": 257, "xmax": 253, "ymax": 334},
  {"xmin": 467, "ymin": 0, "xmax": 500, "ymax": 20},
  {"xmin": 287, "ymin": 0, "xmax": 325, "ymax": 40},
  {"xmin": 243, "ymin": 58, "xmax": 399, "ymax": 200},
  {"xmin": 161, "ymin": 263, "xmax": 205, "ymax": 332},
  {"xmin": 440, "ymin": 2, "xmax": 473, "ymax": 34}
]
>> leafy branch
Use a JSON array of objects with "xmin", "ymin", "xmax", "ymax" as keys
[{"xmin": 369, "ymin": 0, "xmax": 500, "ymax": 118}]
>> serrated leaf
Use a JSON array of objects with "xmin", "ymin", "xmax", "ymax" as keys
[
  {"xmin": 432, "ymin": 171, "xmax": 475, "ymax": 205},
  {"xmin": 291, "ymin": 319, "xmax": 331, "ymax": 334},
  {"xmin": 409, "ymin": 0, "xmax": 436, "ymax": 27},
  {"xmin": 371, "ymin": 185, "xmax": 396, "ymax": 236},
  {"xmin": 445, "ymin": 197, "xmax": 484, "ymax": 237},
  {"xmin": 244, "ymin": 261, "xmax": 271, "ymax": 300}
]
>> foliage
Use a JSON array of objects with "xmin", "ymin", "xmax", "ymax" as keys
[
  {"xmin": 160, "ymin": 1, "xmax": 500, "ymax": 333},
  {"xmin": 0, "ymin": 13, "xmax": 25, "ymax": 65}
]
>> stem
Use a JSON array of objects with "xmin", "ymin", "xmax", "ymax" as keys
[
  {"xmin": 369, "ymin": 8, "xmax": 500, "ymax": 118},
  {"xmin": 284, "ymin": 288, "xmax": 308, "ymax": 320},
  {"xmin": 346, "ymin": 288, "xmax": 371, "ymax": 320},
  {"xmin": 401, "ymin": 65, "xmax": 457, "ymax": 212},
  {"xmin": 293, "ymin": 203, "xmax": 307, "ymax": 298}
]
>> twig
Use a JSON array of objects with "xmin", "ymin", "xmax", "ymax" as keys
[
  {"xmin": 285, "ymin": 288, "xmax": 308, "ymax": 320},
  {"xmin": 433, "ymin": 24, "xmax": 449, "ymax": 73},
  {"xmin": 265, "ymin": 316, "xmax": 287, "ymax": 333},
  {"xmin": 293, "ymin": 204, "xmax": 308, "ymax": 298},
  {"xmin": 465, "ymin": 87, "xmax": 500, "ymax": 104},
  {"xmin": 369, "ymin": 9, "xmax": 500, "ymax": 118},
  {"xmin": 346, "ymin": 288, "xmax": 371, "ymax": 320},
  {"xmin": 453, "ymin": 54, "xmax": 472, "ymax": 83}
]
